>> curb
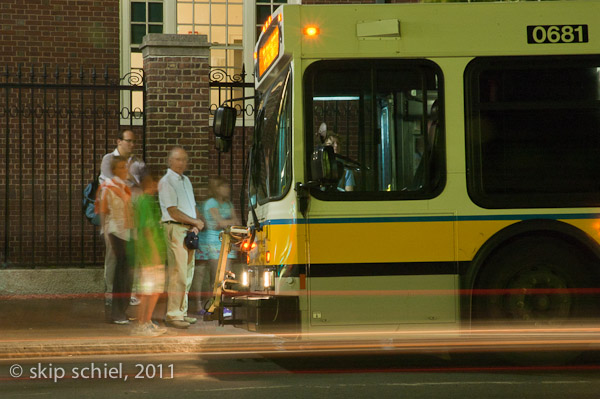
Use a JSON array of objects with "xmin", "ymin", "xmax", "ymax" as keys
[{"xmin": 0, "ymin": 332, "xmax": 284, "ymax": 359}]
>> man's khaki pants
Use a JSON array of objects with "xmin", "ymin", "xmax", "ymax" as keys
[{"xmin": 164, "ymin": 223, "xmax": 195, "ymax": 322}]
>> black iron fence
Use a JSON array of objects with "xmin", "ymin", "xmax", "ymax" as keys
[{"xmin": 0, "ymin": 64, "xmax": 145, "ymax": 268}]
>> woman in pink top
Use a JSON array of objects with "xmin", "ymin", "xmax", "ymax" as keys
[{"xmin": 98, "ymin": 156, "xmax": 134, "ymax": 324}]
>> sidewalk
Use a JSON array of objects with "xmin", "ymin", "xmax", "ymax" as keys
[{"xmin": 0, "ymin": 296, "xmax": 270, "ymax": 359}]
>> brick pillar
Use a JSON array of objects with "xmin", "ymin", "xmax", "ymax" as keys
[{"xmin": 141, "ymin": 34, "xmax": 211, "ymax": 197}]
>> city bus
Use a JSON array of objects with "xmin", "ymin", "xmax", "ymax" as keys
[{"xmin": 212, "ymin": 1, "xmax": 600, "ymax": 336}]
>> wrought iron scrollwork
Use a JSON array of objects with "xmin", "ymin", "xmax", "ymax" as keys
[
  {"xmin": 208, "ymin": 65, "xmax": 255, "ymax": 117},
  {"xmin": 121, "ymin": 70, "xmax": 145, "ymax": 87},
  {"xmin": 209, "ymin": 68, "xmax": 245, "ymax": 84}
]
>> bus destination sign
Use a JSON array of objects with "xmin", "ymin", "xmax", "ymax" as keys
[{"xmin": 258, "ymin": 27, "xmax": 280, "ymax": 78}]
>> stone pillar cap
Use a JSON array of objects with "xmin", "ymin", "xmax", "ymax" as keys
[{"xmin": 141, "ymin": 34, "xmax": 210, "ymax": 58}]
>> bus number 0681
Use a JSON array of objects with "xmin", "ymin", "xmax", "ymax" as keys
[{"xmin": 527, "ymin": 25, "xmax": 588, "ymax": 44}]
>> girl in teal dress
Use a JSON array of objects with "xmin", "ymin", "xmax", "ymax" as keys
[{"xmin": 202, "ymin": 177, "xmax": 239, "ymax": 301}]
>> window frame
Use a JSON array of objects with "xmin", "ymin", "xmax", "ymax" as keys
[{"xmin": 303, "ymin": 59, "xmax": 446, "ymax": 202}]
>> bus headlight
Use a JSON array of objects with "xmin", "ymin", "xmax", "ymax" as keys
[{"xmin": 263, "ymin": 270, "xmax": 275, "ymax": 289}]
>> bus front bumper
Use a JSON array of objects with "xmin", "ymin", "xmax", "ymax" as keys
[{"xmin": 226, "ymin": 295, "xmax": 300, "ymax": 333}]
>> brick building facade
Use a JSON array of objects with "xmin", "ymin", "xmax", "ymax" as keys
[{"xmin": 0, "ymin": 0, "xmax": 120, "ymax": 74}]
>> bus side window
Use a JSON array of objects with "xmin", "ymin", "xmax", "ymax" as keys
[
  {"xmin": 306, "ymin": 60, "xmax": 444, "ymax": 199},
  {"xmin": 466, "ymin": 56, "xmax": 600, "ymax": 208}
]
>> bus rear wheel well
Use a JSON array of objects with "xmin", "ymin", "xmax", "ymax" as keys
[{"xmin": 467, "ymin": 221, "xmax": 600, "ymax": 323}]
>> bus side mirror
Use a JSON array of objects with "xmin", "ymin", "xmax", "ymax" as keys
[
  {"xmin": 213, "ymin": 106, "xmax": 237, "ymax": 152},
  {"xmin": 311, "ymin": 146, "xmax": 341, "ymax": 184}
]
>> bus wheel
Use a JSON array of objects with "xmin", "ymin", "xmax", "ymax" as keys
[
  {"xmin": 473, "ymin": 237, "xmax": 597, "ymax": 364},
  {"xmin": 475, "ymin": 236, "xmax": 593, "ymax": 326}
]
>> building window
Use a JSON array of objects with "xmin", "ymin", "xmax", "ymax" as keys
[
  {"xmin": 131, "ymin": 1, "xmax": 164, "ymax": 45},
  {"xmin": 129, "ymin": 2, "xmax": 164, "ymax": 119},
  {"xmin": 177, "ymin": 0, "xmax": 243, "ymax": 46},
  {"xmin": 177, "ymin": 0, "xmax": 244, "ymax": 107},
  {"xmin": 176, "ymin": 1, "xmax": 244, "ymax": 73},
  {"xmin": 130, "ymin": 1, "xmax": 164, "ymax": 74}
]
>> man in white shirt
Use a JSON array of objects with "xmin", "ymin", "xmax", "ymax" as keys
[
  {"xmin": 158, "ymin": 147, "xmax": 205, "ymax": 329},
  {"xmin": 99, "ymin": 129, "xmax": 145, "ymax": 315}
]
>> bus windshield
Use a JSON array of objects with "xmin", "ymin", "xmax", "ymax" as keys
[{"xmin": 250, "ymin": 68, "xmax": 292, "ymax": 205}]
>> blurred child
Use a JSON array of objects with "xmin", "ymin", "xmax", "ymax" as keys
[{"xmin": 131, "ymin": 168, "xmax": 167, "ymax": 337}]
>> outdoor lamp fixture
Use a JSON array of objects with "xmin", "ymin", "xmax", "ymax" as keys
[{"xmin": 213, "ymin": 106, "xmax": 237, "ymax": 152}]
